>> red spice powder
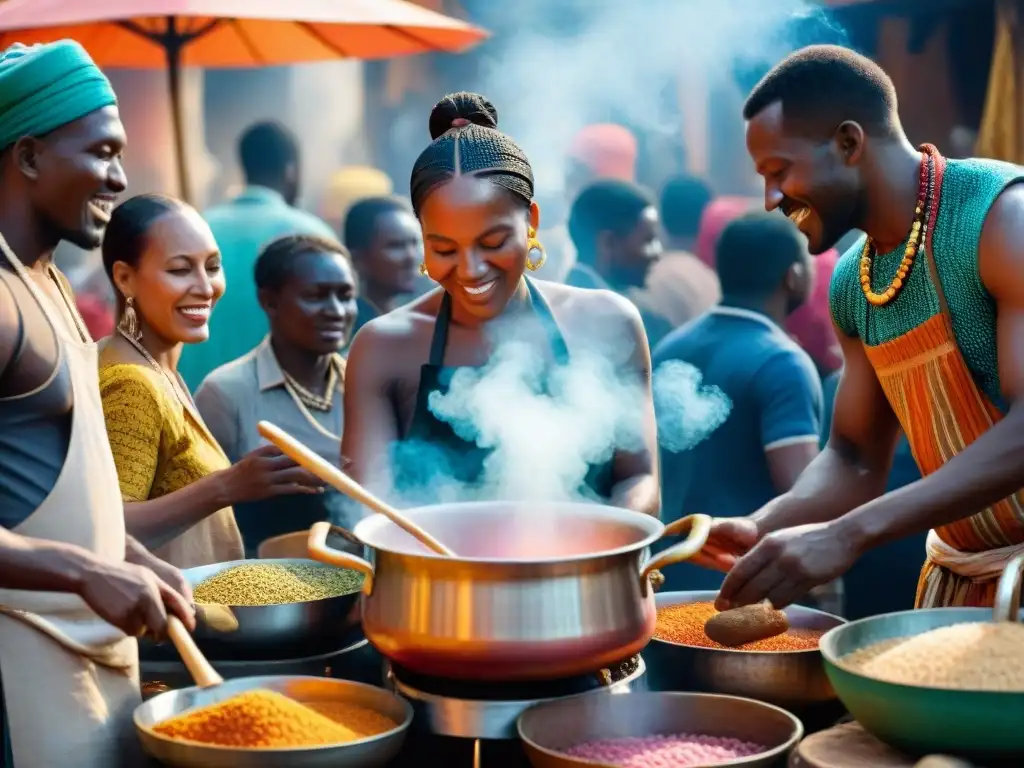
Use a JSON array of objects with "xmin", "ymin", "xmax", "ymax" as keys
[{"xmin": 654, "ymin": 601, "xmax": 823, "ymax": 651}]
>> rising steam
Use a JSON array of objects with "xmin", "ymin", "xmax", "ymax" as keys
[
  {"xmin": 470, "ymin": 0, "xmax": 847, "ymax": 191},
  {"xmin": 389, "ymin": 324, "xmax": 732, "ymax": 507}
]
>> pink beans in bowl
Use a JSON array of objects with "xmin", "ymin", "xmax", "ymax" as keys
[
  {"xmin": 518, "ymin": 691, "xmax": 802, "ymax": 768},
  {"xmin": 566, "ymin": 733, "xmax": 766, "ymax": 767}
]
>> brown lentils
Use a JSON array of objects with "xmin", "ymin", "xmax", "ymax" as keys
[{"xmin": 193, "ymin": 563, "xmax": 363, "ymax": 606}]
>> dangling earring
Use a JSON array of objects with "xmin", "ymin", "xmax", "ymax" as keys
[
  {"xmin": 419, "ymin": 262, "xmax": 429, "ymax": 277},
  {"xmin": 119, "ymin": 297, "xmax": 142, "ymax": 341},
  {"xmin": 525, "ymin": 227, "xmax": 546, "ymax": 272}
]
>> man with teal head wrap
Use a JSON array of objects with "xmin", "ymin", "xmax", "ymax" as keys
[{"xmin": 0, "ymin": 40, "xmax": 195, "ymax": 768}]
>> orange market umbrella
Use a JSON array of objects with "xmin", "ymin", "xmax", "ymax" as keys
[{"xmin": 0, "ymin": 0, "xmax": 488, "ymax": 201}]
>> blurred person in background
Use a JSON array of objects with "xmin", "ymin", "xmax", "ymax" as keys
[
  {"xmin": 196, "ymin": 235, "xmax": 358, "ymax": 554},
  {"xmin": 67, "ymin": 255, "xmax": 116, "ymax": 340},
  {"xmin": 645, "ymin": 174, "xmax": 721, "ymax": 328},
  {"xmin": 653, "ymin": 212, "xmax": 824, "ymax": 598},
  {"xmin": 538, "ymin": 123, "xmax": 639, "ymax": 283},
  {"xmin": 177, "ymin": 121, "xmax": 337, "ymax": 390},
  {"xmin": 319, "ymin": 165, "xmax": 393, "ymax": 235},
  {"xmin": 565, "ymin": 179, "xmax": 672, "ymax": 346},
  {"xmin": 694, "ymin": 195, "xmax": 843, "ymax": 377},
  {"xmin": 342, "ymin": 196, "xmax": 424, "ymax": 339},
  {"xmin": 98, "ymin": 195, "xmax": 323, "ymax": 569},
  {"xmin": 695, "ymin": 196, "xmax": 755, "ymax": 269}
]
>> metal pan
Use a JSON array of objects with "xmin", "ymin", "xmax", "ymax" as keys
[
  {"xmin": 518, "ymin": 691, "xmax": 802, "ymax": 768},
  {"xmin": 184, "ymin": 556, "xmax": 364, "ymax": 660},
  {"xmin": 134, "ymin": 675, "xmax": 412, "ymax": 768},
  {"xmin": 644, "ymin": 590, "xmax": 844, "ymax": 710},
  {"xmin": 308, "ymin": 506, "xmax": 711, "ymax": 680}
]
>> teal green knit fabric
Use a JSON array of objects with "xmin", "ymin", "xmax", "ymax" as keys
[{"xmin": 830, "ymin": 158, "xmax": 1024, "ymax": 411}]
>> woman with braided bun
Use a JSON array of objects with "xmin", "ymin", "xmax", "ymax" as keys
[{"xmin": 342, "ymin": 92, "xmax": 659, "ymax": 516}]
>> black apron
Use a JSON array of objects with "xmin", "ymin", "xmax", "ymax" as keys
[{"xmin": 392, "ymin": 278, "xmax": 615, "ymax": 502}]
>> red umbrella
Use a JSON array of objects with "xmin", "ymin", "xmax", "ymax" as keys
[{"xmin": 0, "ymin": 0, "xmax": 489, "ymax": 199}]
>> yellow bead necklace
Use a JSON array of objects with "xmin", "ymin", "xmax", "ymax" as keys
[{"xmin": 859, "ymin": 148, "xmax": 935, "ymax": 307}]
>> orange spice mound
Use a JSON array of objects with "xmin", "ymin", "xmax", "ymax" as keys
[
  {"xmin": 153, "ymin": 690, "xmax": 392, "ymax": 748},
  {"xmin": 304, "ymin": 701, "xmax": 397, "ymax": 738},
  {"xmin": 654, "ymin": 601, "xmax": 823, "ymax": 651}
]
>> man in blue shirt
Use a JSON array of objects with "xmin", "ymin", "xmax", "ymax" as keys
[
  {"xmin": 178, "ymin": 121, "xmax": 337, "ymax": 390},
  {"xmin": 653, "ymin": 212, "xmax": 822, "ymax": 591}
]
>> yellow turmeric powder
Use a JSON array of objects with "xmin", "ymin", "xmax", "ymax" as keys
[{"xmin": 153, "ymin": 690, "xmax": 394, "ymax": 748}]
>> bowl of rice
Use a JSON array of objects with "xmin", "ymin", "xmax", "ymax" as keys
[
  {"xmin": 517, "ymin": 691, "xmax": 802, "ymax": 767},
  {"xmin": 820, "ymin": 556, "xmax": 1024, "ymax": 765}
]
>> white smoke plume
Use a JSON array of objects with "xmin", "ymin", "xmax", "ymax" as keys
[{"xmin": 470, "ymin": 0, "xmax": 848, "ymax": 192}]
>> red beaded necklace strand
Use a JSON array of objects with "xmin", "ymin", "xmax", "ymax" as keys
[{"xmin": 859, "ymin": 145, "xmax": 939, "ymax": 307}]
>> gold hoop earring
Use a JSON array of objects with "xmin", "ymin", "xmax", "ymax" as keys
[
  {"xmin": 525, "ymin": 227, "xmax": 546, "ymax": 272},
  {"xmin": 419, "ymin": 262, "xmax": 428, "ymax": 277},
  {"xmin": 118, "ymin": 297, "xmax": 142, "ymax": 341}
]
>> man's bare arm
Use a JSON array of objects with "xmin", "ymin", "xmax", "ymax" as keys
[{"xmin": 753, "ymin": 328, "xmax": 901, "ymax": 534}]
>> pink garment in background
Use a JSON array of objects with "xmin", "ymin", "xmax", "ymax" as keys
[
  {"xmin": 694, "ymin": 196, "xmax": 840, "ymax": 374},
  {"xmin": 75, "ymin": 294, "xmax": 115, "ymax": 341},
  {"xmin": 695, "ymin": 196, "xmax": 755, "ymax": 268},
  {"xmin": 567, "ymin": 124, "xmax": 638, "ymax": 181},
  {"xmin": 787, "ymin": 248, "xmax": 841, "ymax": 375}
]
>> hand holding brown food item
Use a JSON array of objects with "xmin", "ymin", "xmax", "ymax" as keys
[{"xmin": 704, "ymin": 601, "xmax": 789, "ymax": 647}]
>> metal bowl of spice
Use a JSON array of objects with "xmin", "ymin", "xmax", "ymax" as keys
[
  {"xmin": 819, "ymin": 554, "xmax": 1024, "ymax": 763},
  {"xmin": 518, "ymin": 691, "xmax": 802, "ymax": 768},
  {"xmin": 185, "ymin": 557, "xmax": 365, "ymax": 660},
  {"xmin": 644, "ymin": 591, "xmax": 844, "ymax": 711},
  {"xmin": 135, "ymin": 675, "xmax": 412, "ymax": 767}
]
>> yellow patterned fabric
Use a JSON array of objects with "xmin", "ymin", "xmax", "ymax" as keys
[
  {"xmin": 976, "ymin": 0, "xmax": 1024, "ymax": 165},
  {"xmin": 98, "ymin": 362, "xmax": 243, "ymax": 568}
]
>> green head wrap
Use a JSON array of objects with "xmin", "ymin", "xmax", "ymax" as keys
[{"xmin": 0, "ymin": 40, "xmax": 117, "ymax": 151}]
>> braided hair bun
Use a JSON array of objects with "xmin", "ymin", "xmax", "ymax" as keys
[
  {"xmin": 411, "ymin": 91, "xmax": 534, "ymax": 215},
  {"xmin": 428, "ymin": 92, "xmax": 498, "ymax": 139}
]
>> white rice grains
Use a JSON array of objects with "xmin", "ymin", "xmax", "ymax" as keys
[{"xmin": 840, "ymin": 622, "xmax": 1024, "ymax": 691}]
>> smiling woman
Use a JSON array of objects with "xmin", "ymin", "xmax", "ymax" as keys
[
  {"xmin": 341, "ymin": 92, "xmax": 660, "ymax": 516},
  {"xmin": 96, "ymin": 194, "xmax": 324, "ymax": 567}
]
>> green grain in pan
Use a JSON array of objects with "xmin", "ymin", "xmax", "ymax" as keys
[{"xmin": 194, "ymin": 563, "xmax": 364, "ymax": 606}]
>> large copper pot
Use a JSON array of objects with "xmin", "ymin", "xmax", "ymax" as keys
[{"xmin": 307, "ymin": 503, "xmax": 709, "ymax": 681}]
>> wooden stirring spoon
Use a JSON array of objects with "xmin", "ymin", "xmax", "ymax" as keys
[
  {"xmin": 166, "ymin": 615, "xmax": 224, "ymax": 689},
  {"xmin": 257, "ymin": 420, "xmax": 456, "ymax": 557},
  {"xmin": 704, "ymin": 602, "xmax": 789, "ymax": 647},
  {"xmin": 193, "ymin": 603, "xmax": 239, "ymax": 634}
]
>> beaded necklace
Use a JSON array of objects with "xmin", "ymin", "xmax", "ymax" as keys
[
  {"xmin": 859, "ymin": 144, "xmax": 938, "ymax": 307},
  {"xmin": 281, "ymin": 359, "xmax": 342, "ymax": 413}
]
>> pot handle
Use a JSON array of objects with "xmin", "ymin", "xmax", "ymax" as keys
[
  {"xmin": 993, "ymin": 552, "xmax": 1024, "ymax": 623},
  {"xmin": 308, "ymin": 521, "xmax": 376, "ymax": 595},
  {"xmin": 639, "ymin": 514, "xmax": 712, "ymax": 596}
]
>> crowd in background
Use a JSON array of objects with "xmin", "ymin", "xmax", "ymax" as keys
[{"xmin": 64, "ymin": 115, "xmax": 926, "ymax": 621}]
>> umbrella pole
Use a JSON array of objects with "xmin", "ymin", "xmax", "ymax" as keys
[{"xmin": 164, "ymin": 21, "xmax": 192, "ymax": 205}]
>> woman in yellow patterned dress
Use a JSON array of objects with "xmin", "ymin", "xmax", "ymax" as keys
[{"xmin": 97, "ymin": 194, "xmax": 324, "ymax": 568}]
